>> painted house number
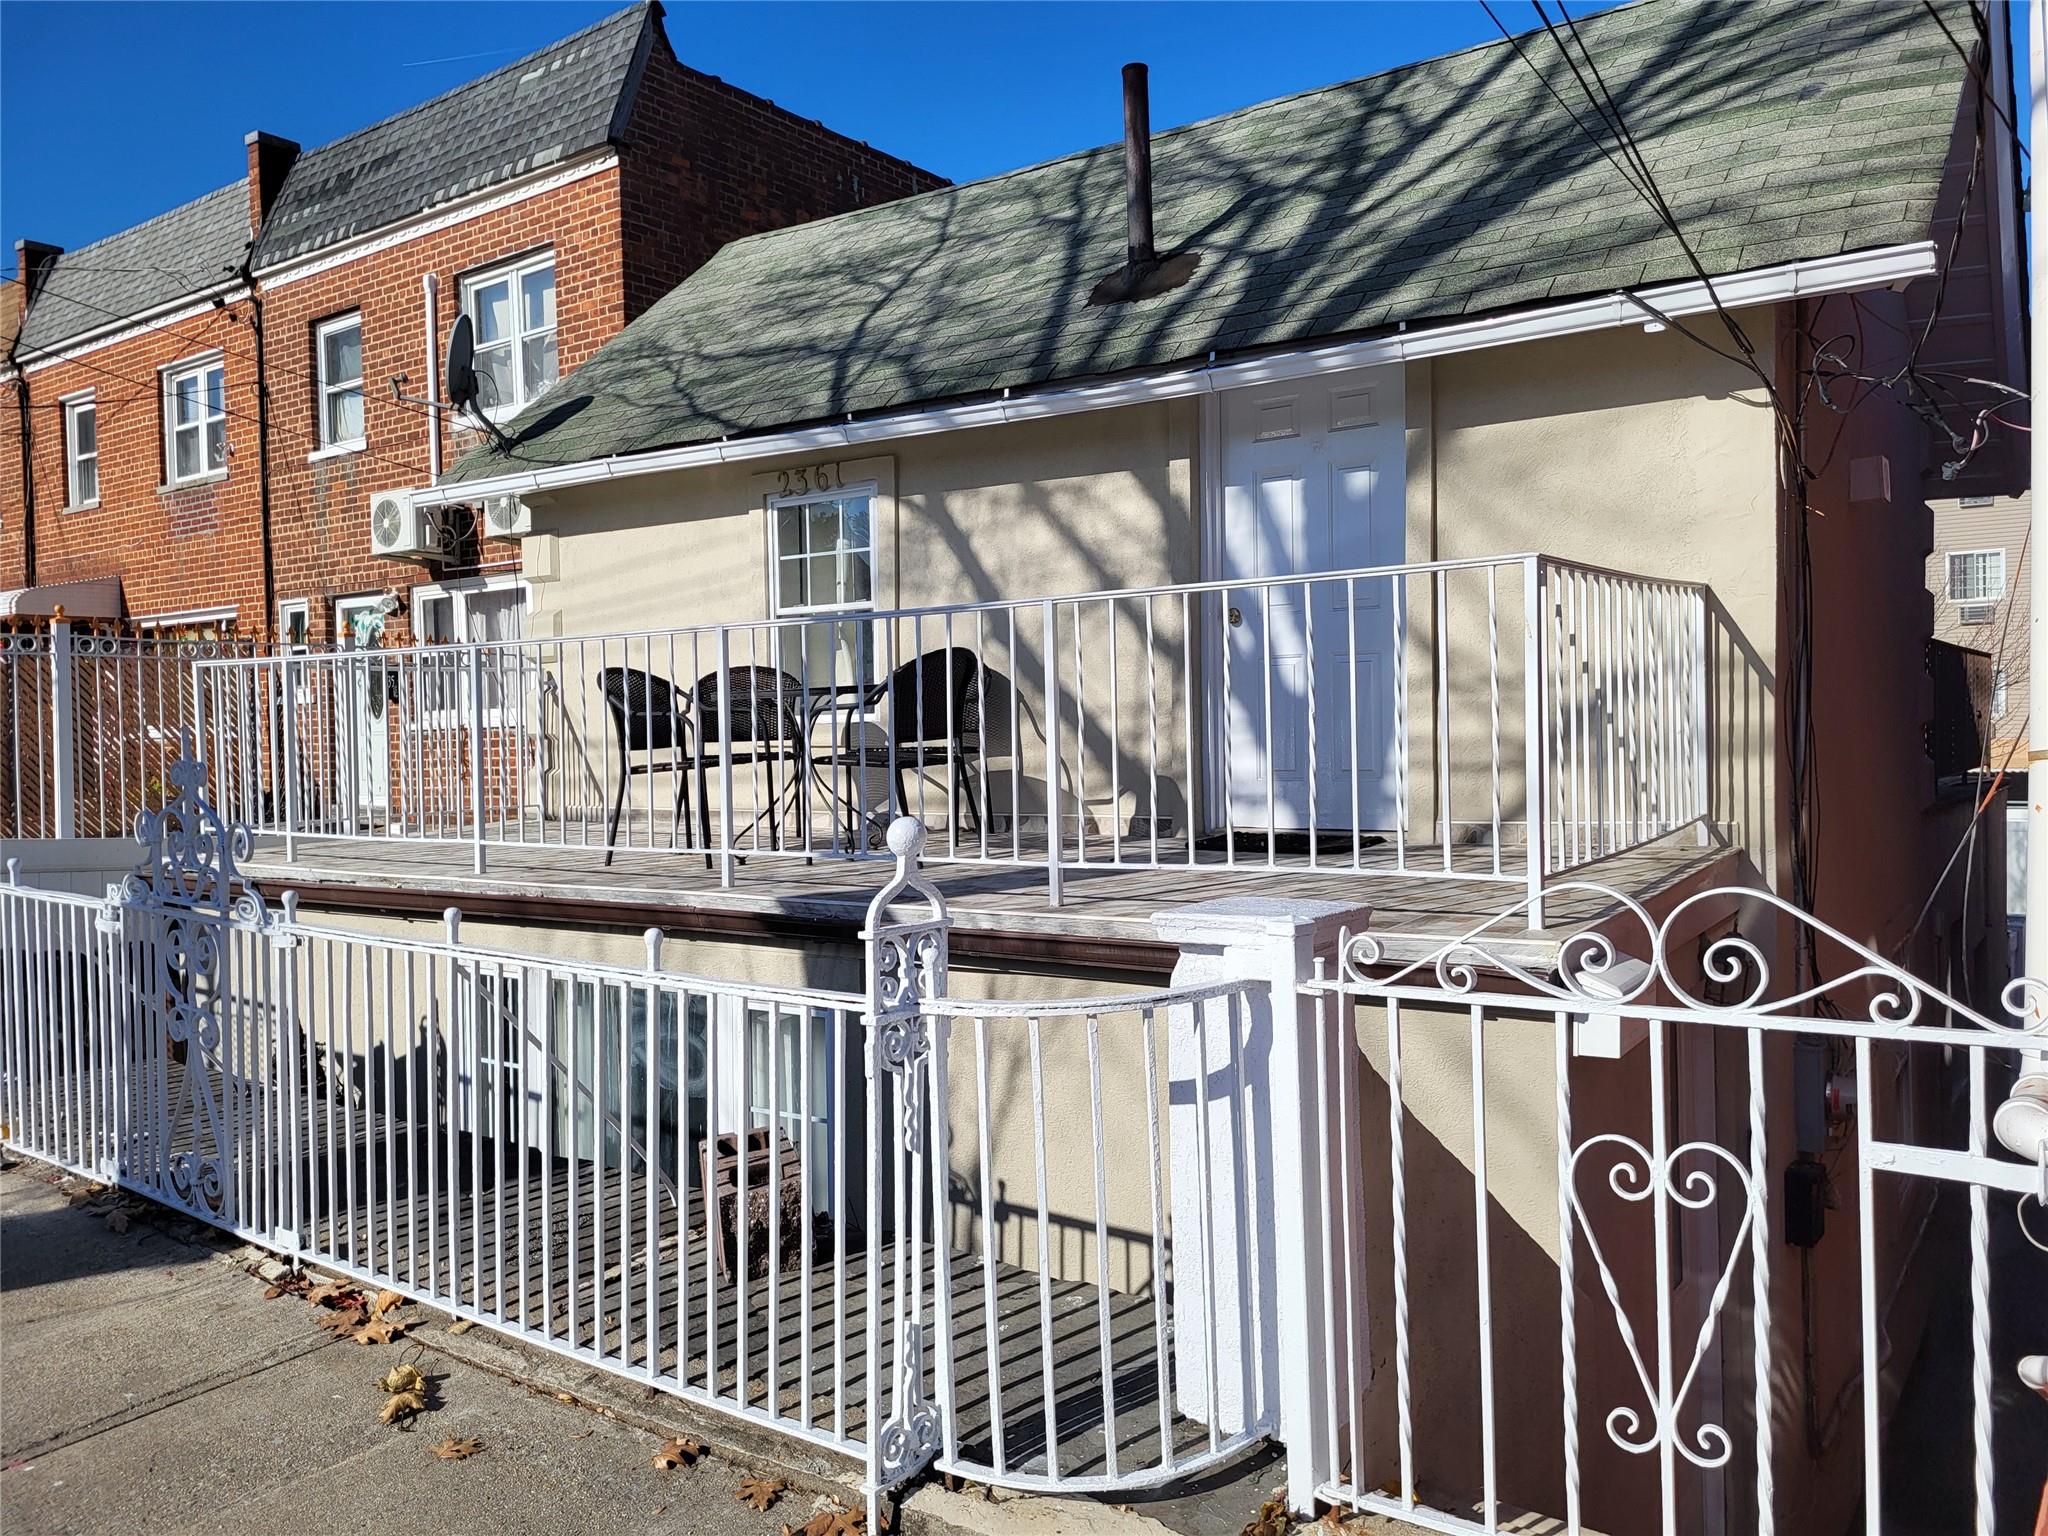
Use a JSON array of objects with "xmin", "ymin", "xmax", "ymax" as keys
[{"xmin": 775, "ymin": 463, "xmax": 842, "ymax": 496}]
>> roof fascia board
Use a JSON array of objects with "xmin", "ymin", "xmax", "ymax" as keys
[
  {"xmin": 252, "ymin": 150, "xmax": 619, "ymax": 291},
  {"xmin": 415, "ymin": 239, "xmax": 1938, "ymax": 508},
  {"xmin": 19, "ymin": 282, "xmax": 250, "ymax": 375}
]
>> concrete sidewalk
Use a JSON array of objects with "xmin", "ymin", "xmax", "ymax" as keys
[{"xmin": 0, "ymin": 1159, "xmax": 1266, "ymax": 1536}]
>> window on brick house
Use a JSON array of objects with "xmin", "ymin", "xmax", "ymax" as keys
[
  {"xmin": 461, "ymin": 254, "xmax": 556, "ymax": 416},
  {"xmin": 163, "ymin": 354, "xmax": 227, "ymax": 483},
  {"xmin": 62, "ymin": 392, "xmax": 97, "ymax": 507},
  {"xmin": 316, "ymin": 313, "xmax": 364, "ymax": 449},
  {"xmin": 414, "ymin": 576, "xmax": 528, "ymax": 722}
]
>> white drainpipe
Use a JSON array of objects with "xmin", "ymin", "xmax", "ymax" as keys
[{"xmin": 423, "ymin": 273, "xmax": 442, "ymax": 480}]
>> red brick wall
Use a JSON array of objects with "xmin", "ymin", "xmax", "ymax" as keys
[
  {"xmin": 617, "ymin": 39, "xmax": 947, "ymax": 322},
  {"xmin": 4, "ymin": 298, "xmax": 269, "ymax": 623},
  {"xmin": 0, "ymin": 16, "xmax": 942, "ymax": 638},
  {"xmin": 262, "ymin": 167, "xmax": 630, "ymax": 646}
]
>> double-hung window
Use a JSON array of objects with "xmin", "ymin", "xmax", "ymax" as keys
[
  {"xmin": 1947, "ymin": 549, "xmax": 2006, "ymax": 605},
  {"xmin": 770, "ymin": 487, "xmax": 877, "ymax": 687},
  {"xmin": 164, "ymin": 354, "xmax": 227, "ymax": 483},
  {"xmin": 62, "ymin": 392, "xmax": 97, "ymax": 507},
  {"xmin": 316, "ymin": 313, "xmax": 364, "ymax": 450},
  {"xmin": 462, "ymin": 254, "xmax": 556, "ymax": 416}
]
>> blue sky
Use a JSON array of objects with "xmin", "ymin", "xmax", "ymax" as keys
[
  {"xmin": 1, "ymin": 2, "xmax": 2032, "ymax": 259},
  {"xmin": 4, "ymin": 0, "xmax": 1595, "ymax": 256}
]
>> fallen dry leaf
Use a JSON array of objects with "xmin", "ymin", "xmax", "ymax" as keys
[
  {"xmin": 650, "ymin": 1435, "xmax": 702, "ymax": 1471},
  {"xmin": 103, "ymin": 1209, "xmax": 130, "ymax": 1234},
  {"xmin": 447, "ymin": 1318, "xmax": 476, "ymax": 1335},
  {"xmin": 429, "ymin": 1435, "xmax": 482, "ymax": 1461},
  {"xmin": 305, "ymin": 1280, "xmax": 354, "ymax": 1307},
  {"xmin": 376, "ymin": 1362, "xmax": 425, "ymax": 1397},
  {"xmin": 568, "ymin": 1428, "xmax": 594, "ymax": 1441},
  {"xmin": 351, "ymin": 1316, "xmax": 409, "ymax": 1346},
  {"xmin": 736, "ymin": 1475, "xmax": 784, "ymax": 1512},
  {"xmin": 1239, "ymin": 1491, "xmax": 1291, "ymax": 1536},
  {"xmin": 372, "ymin": 1289, "xmax": 404, "ymax": 1318},
  {"xmin": 781, "ymin": 1504, "xmax": 867, "ymax": 1536},
  {"xmin": 379, "ymin": 1389, "xmax": 427, "ymax": 1426},
  {"xmin": 316, "ymin": 1307, "xmax": 367, "ymax": 1337}
]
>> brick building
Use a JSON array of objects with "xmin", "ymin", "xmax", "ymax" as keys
[{"xmin": 0, "ymin": 1, "xmax": 942, "ymax": 647}]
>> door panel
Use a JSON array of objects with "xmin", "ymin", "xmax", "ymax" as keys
[{"xmin": 1216, "ymin": 366, "xmax": 1404, "ymax": 833}]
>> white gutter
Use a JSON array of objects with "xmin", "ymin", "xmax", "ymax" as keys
[{"xmin": 414, "ymin": 239, "xmax": 1938, "ymax": 509}]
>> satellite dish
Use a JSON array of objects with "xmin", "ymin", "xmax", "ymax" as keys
[{"xmin": 444, "ymin": 312, "xmax": 477, "ymax": 412}]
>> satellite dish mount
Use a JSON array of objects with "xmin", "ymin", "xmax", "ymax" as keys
[{"xmin": 388, "ymin": 311, "xmax": 513, "ymax": 454}]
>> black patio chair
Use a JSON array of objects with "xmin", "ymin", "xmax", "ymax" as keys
[
  {"xmin": 599, "ymin": 664, "xmax": 811, "ymax": 865},
  {"xmin": 598, "ymin": 667, "xmax": 693, "ymax": 867},
  {"xmin": 864, "ymin": 647, "xmax": 1007, "ymax": 833}
]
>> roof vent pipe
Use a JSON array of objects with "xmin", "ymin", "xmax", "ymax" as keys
[
  {"xmin": 1123, "ymin": 62, "xmax": 1155, "ymax": 268},
  {"xmin": 1089, "ymin": 63, "xmax": 1199, "ymax": 306}
]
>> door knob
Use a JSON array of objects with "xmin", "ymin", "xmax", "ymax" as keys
[{"xmin": 1227, "ymin": 606, "xmax": 1243, "ymax": 628}]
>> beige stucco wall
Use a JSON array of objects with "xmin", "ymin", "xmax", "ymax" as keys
[
  {"xmin": 1405, "ymin": 308, "xmax": 1780, "ymax": 877},
  {"xmin": 518, "ymin": 319, "xmax": 1779, "ymax": 866}
]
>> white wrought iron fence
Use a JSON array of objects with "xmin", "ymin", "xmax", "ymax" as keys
[
  {"xmin": 0, "ymin": 746, "xmax": 1269, "ymax": 1517},
  {"xmin": 1304, "ymin": 884, "xmax": 2048, "ymax": 1536},
  {"xmin": 190, "ymin": 554, "xmax": 1708, "ymax": 923}
]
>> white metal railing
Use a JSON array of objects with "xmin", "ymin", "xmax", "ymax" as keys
[
  {"xmin": 189, "ymin": 554, "xmax": 1708, "ymax": 922},
  {"xmin": 0, "ymin": 622, "xmax": 272, "ymax": 839},
  {"xmin": 0, "ymin": 752, "xmax": 1269, "ymax": 1515},
  {"xmin": 1303, "ymin": 883, "xmax": 2048, "ymax": 1536}
]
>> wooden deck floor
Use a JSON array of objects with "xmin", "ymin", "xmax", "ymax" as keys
[
  {"xmin": 242, "ymin": 820, "xmax": 1735, "ymax": 964},
  {"xmin": 79, "ymin": 1062, "xmax": 1214, "ymax": 1482}
]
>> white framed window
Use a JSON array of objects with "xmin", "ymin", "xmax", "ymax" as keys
[
  {"xmin": 62, "ymin": 392, "xmax": 98, "ymax": 507},
  {"xmin": 412, "ymin": 574, "xmax": 529, "ymax": 723},
  {"xmin": 1947, "ymin": 549, "xmax": 2006, "ymax": 604},
  {"xmin": 315, "ymin": 313, "xmax": 364, "ymax": 450},
  {"xmin": 461, "ymin": 253, "xmax": 556, "ymax": 417},
  {"xmin": 163, "ymin": 353, "xmax": 227, "ymax": 483},
  {"xmin": 276, "ymin": 598, "xmax": 311, "ymax": 650},
  {"xmin": 770, "ymin": 486, "xmax": 877, "ymax": 687}
]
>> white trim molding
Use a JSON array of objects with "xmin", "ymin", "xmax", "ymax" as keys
[
  {"xmin": 415, "ymin": 240, "xmax": 1939, "ymax": 510},
  {"xmin": 19, "ymin": 284, "xmax": 249, "ymax": 376},
  {"xmin": 254, "ymin": 151, "xmax": 616, "ymax": 292}
]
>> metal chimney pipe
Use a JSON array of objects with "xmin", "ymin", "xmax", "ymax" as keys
[{"xmin": 1122, "ymin": 62, "xmax": 1155, "ymax": 268}]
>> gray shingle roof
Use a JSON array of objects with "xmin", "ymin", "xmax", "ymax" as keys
[
  {"xmin": 16, "ymin": 183, "xmax": 252, "ymax": 355},
  {"xmin": 446, "ymin": 0, "xmax": 1975, "ymax": 485},
  {"xmin": 252, "ymin": 3, "xmax": 651, "ymax": 267}
]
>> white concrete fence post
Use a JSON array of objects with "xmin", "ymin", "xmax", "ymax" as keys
[{"xmin": 1153, "ymin": 895, "xmax": 1369, "ymax": 1515}]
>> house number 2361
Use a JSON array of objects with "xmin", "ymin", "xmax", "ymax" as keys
[{"xmin": 776, "ymin": 464, "xmax": 840, "ymax": 495}]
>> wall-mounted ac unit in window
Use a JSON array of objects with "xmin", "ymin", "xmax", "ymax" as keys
[
  {"xmin": 369, "ymin": 489, "xmax": 444, "ymax": 561},
  {"xmin": 482, "ymin": 493, "xmax": 532, "ymax": 540},
  {"xmin": 1957, "ymin": 601, "xmax": 1996, "ymax": 625}
]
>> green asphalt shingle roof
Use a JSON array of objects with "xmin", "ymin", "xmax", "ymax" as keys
[{"xmin": 446, "ymin": 0, "xmax": 1977, "ymax": 486}]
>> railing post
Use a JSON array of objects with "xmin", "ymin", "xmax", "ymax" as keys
[
  {"xmin": 1041, "ymin": 599, "xmax": 1063, "ymax": 908},
  {"xmin": 1523, "ymin": 558, "xmax": 1548, "ymax": 931},
  {"xmin": 1692, "ymin": 587, "xmax": 1710, "ymax": 843},
  {"xmin": 466, "ymin": 646, "xmax": 487, "ymax": 874},
  {"xmin": 281, "ymin": 657, "xmax": 300, "ymax": 863},
  {"xmin": 716, "ymin": 627, "xmax": 736, "ymax": 889},
  {"xmin": 48, "ymin": 615, "xmax": 76, "ymax": 839},
  {"xmin": 860, "ymin": 818, "xmax": 950, "ymax": 1523},
  {"xmin": 1151, "ymin": 895, "xmax": 1369, "ymax": 1516}
]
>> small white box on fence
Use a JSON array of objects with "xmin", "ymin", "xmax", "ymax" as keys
[{"xmin": 1569, "ymin": 954, "xmax": 1651, "ymax": 1059}]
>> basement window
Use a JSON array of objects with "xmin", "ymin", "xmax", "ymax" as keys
[
  {"xmin": 62, "ymin": 392, "xmax": 97, "ymax": 507},
  {"xmin": 163, "ymin": 354, "xmax": 227, "ymax": 483}
]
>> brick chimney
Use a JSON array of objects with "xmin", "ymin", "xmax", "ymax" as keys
[
  {"xmin": 14, "ymin": 239, "xmax": 62, "ymax": 306},
  {"xmin": 244, "ymin": 130, "xmax": 300, "ymax": 238}
]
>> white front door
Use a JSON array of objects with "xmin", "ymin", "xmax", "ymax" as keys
[
  {"xmin": 1214, "ymin": 365, "xmax": 1405, "ymax": 835},
  {"xmin": 332, "ymin": 597, "xmax": 391, "ymax": 820}
]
